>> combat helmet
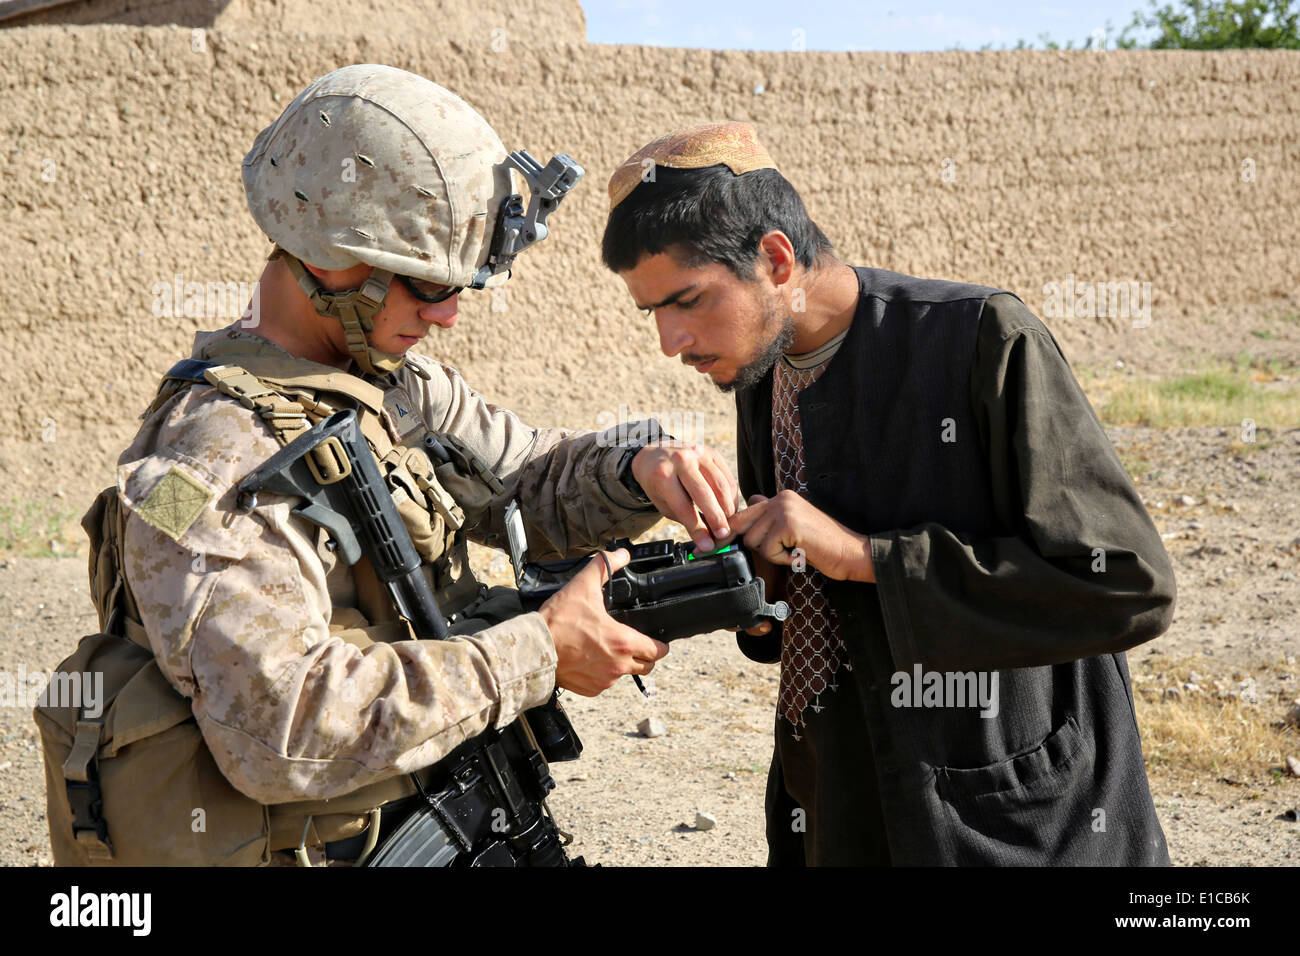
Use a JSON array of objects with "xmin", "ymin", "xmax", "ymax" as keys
[{"xmin": 243, "ymin": 63, "xmax": 583, "ymax": 374}]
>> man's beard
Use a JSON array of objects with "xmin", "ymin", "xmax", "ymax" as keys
[{"xmin": 715, "ymin": 298, "xmax": 796, "ymax": 394}]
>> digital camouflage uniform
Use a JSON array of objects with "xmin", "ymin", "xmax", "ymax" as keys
[{"xmin": 120, "ymin": 324, "xmax": 660, "ymax": 807}]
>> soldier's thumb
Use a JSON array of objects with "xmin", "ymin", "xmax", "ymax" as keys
[{"xmin": 583, "ymin": 548, "xmax": 630, "ymax": 589}]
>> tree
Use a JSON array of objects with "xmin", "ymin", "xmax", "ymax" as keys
[{"xmin": 1120, "ymin": 0, "xmax": 1300, "ymax": 48}]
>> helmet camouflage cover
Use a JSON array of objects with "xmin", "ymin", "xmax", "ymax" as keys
[{"xmin": 242, "ymin": 63, "xmax": 514, "ymax": 291}]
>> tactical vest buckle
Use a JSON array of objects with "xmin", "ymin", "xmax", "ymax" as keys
[
  {"xmin": 306, "ymin": 436, "xmax": 352, "ymax": 485},
  {"xmin": 65, "ymin": 766, "xmax": 113, "ymax": 858},
  {"xmin": 62, "ymin": 717, "xmax": 113, "ymax": 857},
  {"xmin": 67, "ymin": 776, "xmax": 110, "ymax": 840}
]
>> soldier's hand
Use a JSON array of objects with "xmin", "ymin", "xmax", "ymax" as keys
[
  {"xmin": 630, "ymin": 440, "xmax": 740, "ymax": 554},
  {"xmin": 539, "ymin": 548, "xmax": 670, "ymax": 697}
]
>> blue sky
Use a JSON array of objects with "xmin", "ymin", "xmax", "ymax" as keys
[{"xmin": 580, "ymin": 0, "xmax": 1161, "ymax": 50}]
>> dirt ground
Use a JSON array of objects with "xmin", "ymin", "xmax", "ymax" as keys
[
  {"xmin": 1, "ymin": 418, "xmax": 1296, "ymax": 867},
  {"xmin": 0, "ymin": 9, "xmax": 1296, "ymax": 867}
]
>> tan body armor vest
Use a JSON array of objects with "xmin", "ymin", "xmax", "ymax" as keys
[{"xmin": 37, "ymin": 341, "xmax": 506, "ymax": 865}]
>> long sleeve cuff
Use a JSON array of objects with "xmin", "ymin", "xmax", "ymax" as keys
[
  {"xmin": 594, "ymin": 416, "xmax": 671, "ymax": 513},
  {"xmin": 869, "ymin": 531, "xmax": 919, "ymax": 671},
  {"xmin": 595, "ymin": 437, "xmax": 658, "ymax": 513}
]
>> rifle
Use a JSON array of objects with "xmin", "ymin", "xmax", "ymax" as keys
[{"xmin": 237, "ymin": 409, "xmax": 581, "ymax": 866}]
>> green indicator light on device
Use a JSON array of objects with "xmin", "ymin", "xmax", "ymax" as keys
[{"xmin": 687, "ymin": 544, "xmax": 735, "ymax": 561}]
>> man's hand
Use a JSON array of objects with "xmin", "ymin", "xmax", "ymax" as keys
[
  {"xmin": 725, "ymin": 491, "xmax": 876, "ymax": 583},
  {"xmin": 630, "ymin": 440, "xmax": 739, "ymax": 553},
  {"xmin": 538, "ymin": 548, "xmax": 670, "ymax": 697}
]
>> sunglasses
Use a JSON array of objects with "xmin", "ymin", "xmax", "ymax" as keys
[{"xmin": 398, "ymin": 274, "xmax": 463, "ymax": 304}]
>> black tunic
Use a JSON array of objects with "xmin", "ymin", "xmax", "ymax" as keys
[{"xmin": 735, "ymin": 267, "xmax": 1175, "ymax": 866}]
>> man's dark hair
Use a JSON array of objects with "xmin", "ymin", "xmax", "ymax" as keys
[{"xmin": 601, "ymin": 165, "xmax": 834, "ymax": 279}]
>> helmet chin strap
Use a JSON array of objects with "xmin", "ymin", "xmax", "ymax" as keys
[{"xmin": 270, "ymin": 247, "xmax": 406, "ymax": 375}]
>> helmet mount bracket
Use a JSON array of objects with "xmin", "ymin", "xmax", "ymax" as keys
[{"xmin": 470, "ymin": 150, "xmax": 585, "ymax": 289}]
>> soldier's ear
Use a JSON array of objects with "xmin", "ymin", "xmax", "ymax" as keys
[
  {"xmin": 303, "ymin": 260, "xmax": 375, "ymax": 291},
  {"xmin": 302, "ymin": 261, "xmax": 345, "ymax": 283}
]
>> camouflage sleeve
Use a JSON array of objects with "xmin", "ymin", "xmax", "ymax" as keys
[
  {"xmin": 398, "ymin": 355, "xmax": 664, "ymax": 560},
  {"xmin": 118, "ymin": 388, "xmax": 556, "ymax": 805}
]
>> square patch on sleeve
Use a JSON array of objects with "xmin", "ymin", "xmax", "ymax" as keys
[
  {"xmin": 135, "ymin": 467, "xmax": 215, "ymax": 541},
  {"xmin": 383, "ymin": 385, "xmax": 426, "ymax": 442}
]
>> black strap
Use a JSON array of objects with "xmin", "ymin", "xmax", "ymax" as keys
[{"xmin": 163, "ymin": 358, "xmax": 219, "ymax": 383}]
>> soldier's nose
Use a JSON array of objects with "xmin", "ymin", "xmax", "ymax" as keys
[{"xmin": 421, "ymin": 295, "xmax": 458, "ymax": 329}]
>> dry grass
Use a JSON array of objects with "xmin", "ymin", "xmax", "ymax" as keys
[
  {"xmin": 1083, "ymin": 355, "xmax": 1300, "ymax": 429},
  {"xmin": 0, "ymin": 498, "xmax": 85, "ymax": 559},
  {"xmin": 1133, "ymin": 653, "xmax": 1299, "ymax": 784}
]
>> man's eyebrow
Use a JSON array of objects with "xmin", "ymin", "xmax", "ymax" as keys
[{"xmin": 635, "ymin": 284, "xmax": 699, "ymax": 311}]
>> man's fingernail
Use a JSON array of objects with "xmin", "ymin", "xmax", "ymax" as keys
[
  {"xmin": 718, "ymin": 526, "xmax": 730, "ymax": 538},
  {"xmin": 698, "ymin": 537, "xmax": 714, "ymax": 551}
]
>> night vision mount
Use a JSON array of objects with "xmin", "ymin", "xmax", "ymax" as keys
[{"xmin": 470, "ymin": 150, "xmax": 584, "ymax": 289}]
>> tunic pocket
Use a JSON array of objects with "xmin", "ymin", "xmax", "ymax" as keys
[
  {"xmin": 937, "ymin": 715, "xmax": 1086, "ymax": 798},
  {"xmin": 933, "ymin": 716, "xmax": 1100, "ymax": 865}
]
